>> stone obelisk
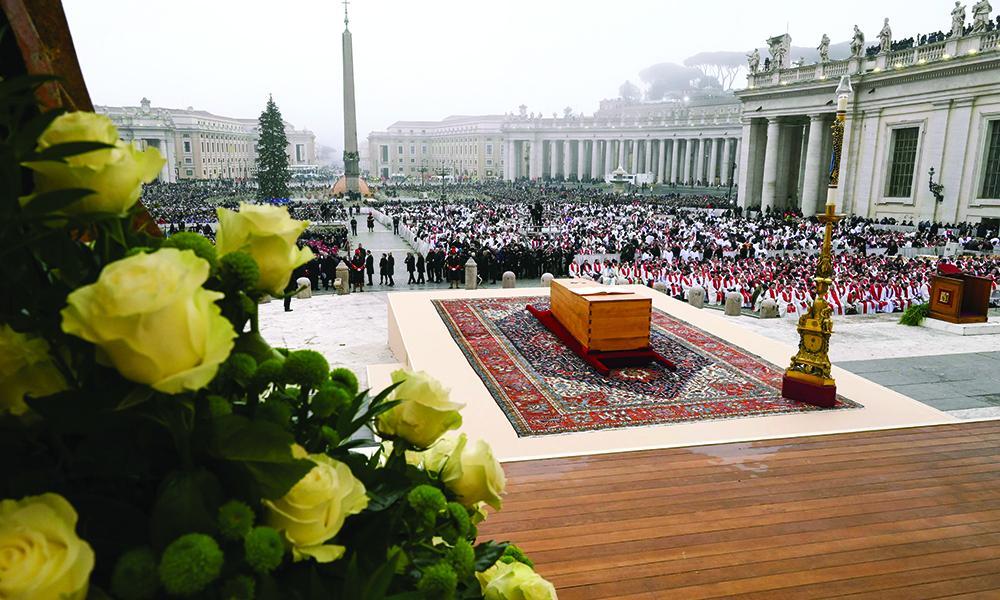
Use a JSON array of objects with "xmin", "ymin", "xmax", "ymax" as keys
[{"xmin": 341, "ymin": 1, "xmax": 360, "ymax": 198}]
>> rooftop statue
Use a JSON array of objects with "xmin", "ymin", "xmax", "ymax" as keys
[
  {"xmin": 747, "ymin": 48, "xmax": 761, "ymax": 73},
  {"xmin": 972, "ymin": 0, "xmax": 992, "ymax": 32},
  {"xmin": 952, "ymin": 1, "xmax": 966, "ymax": 37},
  {"xmin": 818, "ymin": 34, "xmax": 830, "ymax": 63},
  {"xmin": 879, "ymin": 18, "xmax": 892, "ymax": 54},
  {"xmin": 850, "ymin": 25, "xmax": 865, "ymax": 58}
]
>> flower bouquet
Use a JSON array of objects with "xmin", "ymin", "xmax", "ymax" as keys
[{"xmin": 0, "ymin": 77, "xmax": 555, "ymax": 599}]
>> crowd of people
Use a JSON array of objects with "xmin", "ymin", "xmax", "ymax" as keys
[
  {"xmin": 142, "ymin": 178, "xmax": 999, "ymax": 317},
  {"xmin": 368, "ymin": 182, "xmax": 999, "ymax": 316}
]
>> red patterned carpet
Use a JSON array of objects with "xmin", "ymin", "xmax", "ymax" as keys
[{"xmin": 433, "ymin": 297, "xmax": 860, "ymax": 436}]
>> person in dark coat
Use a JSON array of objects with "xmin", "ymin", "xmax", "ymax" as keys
[
  {"xmin": 349, "ymin": 248, "xmax": 365, "ymax": 292},
  {"xmin": 446, "ymin": 248, "xmax": 464, "ymax": 289},
  {"xmin": 386, "ymin": 252, "xmax": 395, "ymax": 286},
  {"xmin": 405, "ymin": 252, "xmax": 416, "ymax": 284},
  {"xmin": 379, "ymin": 254, "xmax": 388, "ymax": 285},
  {"xmin": 350, "ymin": 216, "xmax": 357, "ymax": 236},
  {"xmin": 365, "ymin": 250, "xmax": 374, "ymax": 286},
  {"xmin": 416, "ymin": 252, "xmax": 426, "ymax": 284}
]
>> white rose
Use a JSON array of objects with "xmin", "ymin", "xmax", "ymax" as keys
[
  {"xmin": 215, "ymin": 203, "xmax": 314, "ymax": 295},
  {"xmin": 441, "ymin": 434, "xmax": 506, "ymax": 510},
  {"xmin": 477, "ymin": 561, "xmax": 558, "ymax": 600},
  {"xmin": 264, "ymin": 451, "xmax": 368, "ymax": 563},
  {"xmin": 21, "ymin": 112, "xmax": 163, "ymax": 215},
  {"xmin": 0, "ymin": 493, "xmax": 95, "ymax": 600},
  {"xmin": 375, "ymin": 369, "xmax": 464, "ymax": 449}
]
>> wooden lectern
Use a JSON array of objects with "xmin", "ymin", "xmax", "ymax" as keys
[{"xmin": 928, "ymin": 274, "xmax": 992, "ymax": 324}]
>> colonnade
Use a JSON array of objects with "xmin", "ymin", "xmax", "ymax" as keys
[
  {"xmin": 504, "ymin": 136, "xmax": 741, "ymax": 186},
  {"xmin": 737, "ymin": 114, "xmax": 836, "ymax": 215}
]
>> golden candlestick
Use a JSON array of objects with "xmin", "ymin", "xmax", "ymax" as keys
[{"xmin": 782, "ymin": 75, "xmax": 851, "ymax": 407}]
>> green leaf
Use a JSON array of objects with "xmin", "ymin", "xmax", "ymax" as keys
[
  {"xmin": 116, "ymin": 386, "xmax": 155, "ymax": 411},
  {"xmin": 150, "ymin": 468, "xmax": 223, "ymax": 550},
  {"xmin": 473, "ymin": 541, "xmax": 508, "ymax": 572},
  {"xmin": 13, "ymin": 108, "xmax": 65, "ymax": 156},
  {"xmin": 208, "ymin": 414, "xmax": 313, "ymax": 499},
  {"xmin": 27, "ymin": 141, "xmax": 116, "ymax": 162},
  {"xmin": 21, "ymin": 188, "xmax": 94, "ymax": 215},
  {"xmin": 363, "ymin": 550, "xmax": 400, "ymax": 600}
]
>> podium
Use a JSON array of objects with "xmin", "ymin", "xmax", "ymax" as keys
[{"xmin": 928, "ymin": 274, "xmax": 991, "ymax": 324}]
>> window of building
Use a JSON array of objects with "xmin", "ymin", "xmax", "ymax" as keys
[
  {"xmin": 486, "ymin": 144, "xmax": 493, "ymax": 155},
  {"xmin": 183, "ymin": 141, "xmax": 191, "ymax": 153},
  {"xmin": 981, "ymin": 120, "xmax": 1000, "ymax": 199},
  {"xmin": 397, "ymin": 145, "xmax": 403, "ymax": 154},
  {"xmin": 886, "ymin": 127, "xmax": 919, "ymax": 198},
  {"xmin": 410, "ymin": 158, "xmax": 415, "ymax": 163},
  {"xmin": 409, "ymin": 145, "xmax": 415, "ymax": 155},
  {"xmin": 486, "ymin": 159, "xmax": 493, "ymax": 166},
  {"xmin": 381, "ymin": 145, "xmax": 389, "ymax": 162},
  {"xmin": 185, "ymin": 158, "xmax": 192, "ymax": 164},
  {"xmin": 186, "ymin": 169, "xmax": 193, "ymax": 176}
]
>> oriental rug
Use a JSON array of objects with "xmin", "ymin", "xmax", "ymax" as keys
[{"xmin": 432, "ymin": 296, "xmax": 861, "ymax": 436}]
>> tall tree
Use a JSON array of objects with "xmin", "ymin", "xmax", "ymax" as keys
[{"xmin": 256, "ymin": 95, "xmax": 290, "ymax": 200}]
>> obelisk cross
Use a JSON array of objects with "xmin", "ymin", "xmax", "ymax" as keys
[{"xmin": 342, "ymin": 0, "xmax": 350, "ymax": 27}]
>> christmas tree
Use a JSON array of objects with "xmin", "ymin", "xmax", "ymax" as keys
[{"xmin": 255, "ymin": 95, "xmax": 290, "ymax": 200}]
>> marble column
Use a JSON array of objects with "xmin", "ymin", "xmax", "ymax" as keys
[
  {"xmin": 695, "ymin": 138, "xmax": 707, "ymax": 186},
  {"xmin": 530, "ymin": 140, "xmax": 542, "ymax": 180},
  {"xmin": 708, "ymin": 138, "xmax": 719, "ymax": 186},
  {"xmin": 761, "ymin": 118, "xmax": 782, "ymax": 212},
  {"xmin": 644, "ymin": 140, "xmax": 653, "ymax": 174},
  {"xmin": 671, "ymin": 140, "xmax": 681, "ymax": 184},
  {"xmin": 657, "ymin": 140, "xmax": 667, "ymax": 183},
  {"xmin": 617, "ymin": 139, "xmax": 626, "ymax": 170},
  {"xmin": 722, "ymin": 138, "xmax": 735, "ymax": 186},
  {"xmin": 590, "ymin": 141, "xmax": 599, "ymax": 181},
  {"xmin": 801, "ymin": 115, "xmax": 827, "ymax": 215},
  {"xmin": 575, "ymin": 141, "xmax": 585, "ymax": 181},
  {"xmin": 562, "ymin": 140, "xmax": 572, "ymax": 179},
  {"xmin": 604, "ymin": 140, "xmax": 614, "ymax": 178},
  {"xmin": 549, "ymin": 140, "xmax": 559, "ymax": 179}
]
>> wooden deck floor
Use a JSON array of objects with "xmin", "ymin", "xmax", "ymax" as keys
[{"xmin": 478, "ymin": 421, "xmax": 1000, "ymax": 599}]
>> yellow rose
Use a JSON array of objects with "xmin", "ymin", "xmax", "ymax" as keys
[
  {"xmin": 0, "ymin": 325, "xmax": 68, "ymax": 416},
  {"xmin": 375, "ymin": 369, "xmax": 464, "ymax": 449},
  {"xmin": 441, "ymin": 434, "xmax": 506, "ymax": 510},
  {"xmin": 21, "ymin": 112, "xmax": 164, "ymax": 215},
  {"xmin": 215, "ymin": 203, "xmax": 314, "ymax": 295},
  {"xmin": 0, "ymin": 493, "xmax": 95, "ymax": 600},
  {"xmin": 264, "ymin": 453, "xmax": 368, "ymax": 563},
  {"xmin": 477, "ymin": 562, "xmax": 558, "ymax": 600},
  {"xmin": 61, "ymin": 248, "xmax": 236, "ymax": 394}
]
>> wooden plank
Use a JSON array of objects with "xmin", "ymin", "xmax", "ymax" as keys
[{"xmin": 480, "ymin": 421, "xmax": 1000, "ymax": 600}]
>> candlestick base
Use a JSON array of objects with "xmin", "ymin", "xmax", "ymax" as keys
[{"xmin": 782, "ymin": 372, "xmax": 837, "ymax": 408}]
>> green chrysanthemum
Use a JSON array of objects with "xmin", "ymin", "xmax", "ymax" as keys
[
  {"xmin": 446, "ymin": 502, "xmax": 471, "ymax": 538},
  {"xmin": 311, "ymin": 382, "xmax": 352, "ymax": 418},
  {"xmin": 218, "ymin": 251, "xmax": 260, "ymax": 290},
  {"xmin": 162, "ymin": 232, "xmax": 217, "ymax": 267},
  {"xmin": 158, "ymin": 533, "xmax": 223, "ymax": 597},
  {"xmin": 110, "ymin": 547, "xmax": 159, "ymax": 600},
  {"xmin": 223, "ymin": 352, "xmax": 257, "ymax": 384},
  {"xmin": 253, "ymin": 358, "xmax": 284, "ymax": 388},
  {"xmin": 244, "ymin": 526, "xmax": 284, "ymax": 573},
  {"xmin": 282, "ymin": 350, "xmax": 329, "ymax": 389},
  {"xmin": 407, "ymin": 484, "xmax": 447, "ymax": 523},
  {"xmin": 448, "ymin": 539, "xmax": 474, "ymax": 579},
  {"xmin": 417, "ymin": 561, "xmax": 457, "ymax": 599},
  {"xmin": 218, "ymin": 500, "xmax": 255, "ymax": 541},
  {"xmin": 499, "ymin": 544, "xmax": 534, "ymax": 568},
  {"xmin": 330, "ymin": 367, "xmax": 358, "ymax": 396}
]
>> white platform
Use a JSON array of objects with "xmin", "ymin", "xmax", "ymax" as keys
[
  {"xmin": 919, "ymin": 316, "xmax": 1000, "ymax": 336},
  {"xmin": 373, "ymin": 285, "xmax": 956, "ymax": 463}
]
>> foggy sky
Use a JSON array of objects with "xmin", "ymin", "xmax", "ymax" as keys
[{"xmin": 65, "ymin": 0, "xmax": 948, "ymax": 150}]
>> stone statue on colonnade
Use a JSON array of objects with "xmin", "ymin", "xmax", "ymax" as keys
[
  {"xmin": 817, "ymin": 34, "xmax": 830, "ymax": 62},
  {"xmin": 951, "ymin": 1, "xmax": 967, "ymax": 37},
  {"xmin": 747, "ymin": 48, "xmax": 760, "ymax": 73},
  {"xmin": 850, "ymin": 25, "xmax": 865, "ymax": 57},
  {"xmin": 878, "ymin": 18, "xmax": 892, "ymax": 53},
  {"xmin": 972, "ymin": 0, "xmax": 992, "ymax": 32}
]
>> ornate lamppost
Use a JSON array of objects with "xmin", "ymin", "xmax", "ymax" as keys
[{"xmin": 781, "ymin": 75, "xmax": 852, "ymax": 408}]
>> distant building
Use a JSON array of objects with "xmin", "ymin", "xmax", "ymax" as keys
[{"xmin": 97, "ymin": 98, "xmax": 316, "ymax": 182}]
